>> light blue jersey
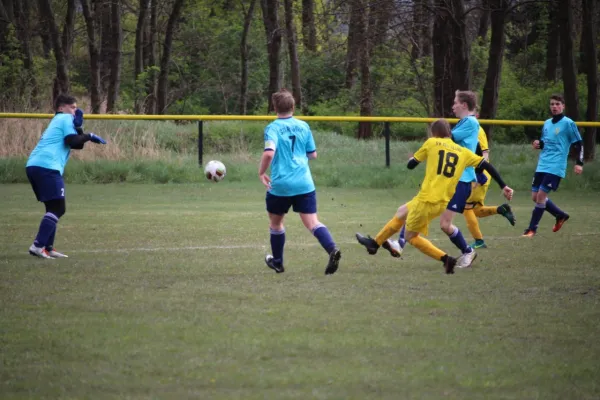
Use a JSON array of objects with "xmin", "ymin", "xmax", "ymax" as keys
[
  {"xmin": 451, "ymin": 116, "xmax": 479, "ymax": 183},
  {"xmin": 26, "ymin": 113, "xmax": 76, "ymax": 175},
  {"xmin": 264, "ymin": 117, "xmax": 316, "ymax": 196},
  {"xmin": 536, "ymin": 116, "xmax": 582, "ymax": 178}
]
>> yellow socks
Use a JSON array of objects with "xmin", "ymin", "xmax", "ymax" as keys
[
  {"xmin": 464, "ymin": 209, "xmax": 483, "ymax": 241},
  {"xmin": 408, "ymin": 235, "xmax": 445, "ymax": 260},
  {"xmin": 473, "ymin": 205, "xmax": 497, "ymax": 218},
  {"xmin": 374, "ymin": 216, "xmax": 405, "ymax": 245}
]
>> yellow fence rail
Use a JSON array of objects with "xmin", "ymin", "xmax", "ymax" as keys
[
  {"xmin": 3, "ymin": 112, "xmax": 600, "ymax": 127},
  {"xmin": 3, "ymin": 113, "xmax": 599, "ymax": 166}
]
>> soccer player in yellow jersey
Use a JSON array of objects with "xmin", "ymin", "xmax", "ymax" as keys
[
  {"xmin": 463, "ymin": 123, "xmax": 516, "ymax": 249},
  {"xmin": 356, "ymin": 119, "xmax": 514, "ymax": 274}
]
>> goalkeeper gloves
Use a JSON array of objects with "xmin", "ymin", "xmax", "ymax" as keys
[{"xmin": 89, "ymin": 133, "xmax": 107, "ymax": 144}]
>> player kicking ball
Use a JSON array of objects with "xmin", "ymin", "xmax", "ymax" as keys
[
  {"xmin": 356, "ymin": 119, "xmax": 514, "ymax": 274},
  {"xmin": 26, "ymin": 94, "xmax": 106, "ymax": 258},
  {"xmin": 258, "ymin": 89, "xmax": 341, "ymax": 275}
]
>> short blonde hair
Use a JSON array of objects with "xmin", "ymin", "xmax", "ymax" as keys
[
  {"xmin": 455, "ymin": 90, "xmax": 478, "ymax": 112},
  {"xmin": 272, "ymin": 89, "xmax": 295, "ymax": 113}
]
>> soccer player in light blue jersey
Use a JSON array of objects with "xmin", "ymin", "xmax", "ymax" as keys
[
  {"xmin": 523, "ymin": 94, "xmax": 584, "ymax": 237},
  {"xmin": 258, "ymin": 89, "xmax": 341, "ymax": 275},
  {"xmin": 26, "ymin": 94, "xmax": 106, "ymax": 258}
]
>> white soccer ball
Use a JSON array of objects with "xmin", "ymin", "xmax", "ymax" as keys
[{"xmin": 204, "ymin": 160, "xmax": 226, "ymax": 182}]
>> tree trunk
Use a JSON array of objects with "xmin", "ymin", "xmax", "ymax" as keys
[
  {"xmin": 545, "ymin": 0, "xmax": 559, "ymax": 81},
  {"xmin": 134, "ymin": 0, "xmax": 150, "ymax": 113},
  {"xmin": 156, "ymin": 0, "xmax": 185, "ymax": 114},
  {"xmin": 284, "ymin": 0, "xmax": 302, "ymax": 109},
  {"xmin": 558, "ymin": 0, "xmax": 579, "ymax": 121},
  {"xmin": 345, "ymin": 0, "xmax": 365, "ymax": 89},
  {"xmin": 80, "ymin": 0, "xmax": 102, "ymax": 113},
  {"xmin": 477, "ymin": 0, "xmax": 490, "ymax": 40},
  {"xmin": 260, "ymin": 0, "xmax": 281, "ymax": 112},
  {"xmin": 0, "ymin": 0, "xmax": 14, "ymax": 55},
  {"xmin": 106, "ymin": 0, "xmax": 122, "ymax": 113},
  {"xmin": 14, "ymin": 0, "xmax": 36, "ymax": 101},
  {"xmin": 581, "ymin": 0, "xmax": 597, "ymax": 160},
  {"xmin": 60, "ymin": 0, "xmax": 75, "ymax": 61},
  {"xmin": 144, "ymin": 0, "xmax": 158, "ymax": 114},
  {"xmin": 479, "ymin": 0, "xmax": 508, "ymax": 140},
  {"xmin": 432, "ymin": 0, "xmax": 469, "ymax": 117},
  {"xmin": 100, "ymin": 0, "xmax": 112, "ymax": 99},
  {"xmin": 358, "ymin": 2, "xmax": 371, "ymax": 139},
  {"xmin": 301, "ymin": 0, "xmax": 316, "ymax": 51},
  {"xmin": 412, "ymin": 0, "xmax": 428, "ymax": 59},
  {"xmin": 239, "ymin": 0, "xmax": 257, "ymax": 115},
  {"xmin": 37, "ymin": 0, "xmax": 70, "ymax": 100}
]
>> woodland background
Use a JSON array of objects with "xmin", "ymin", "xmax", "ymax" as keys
[{"xmin": 0, "ymin": 0, "xmax": 598, "ymax": 157}]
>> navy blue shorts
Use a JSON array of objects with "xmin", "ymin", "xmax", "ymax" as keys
[
  {"xmin": 266, "ymin": 190, "xmax": 317, "ymax": 215},
  {"xmin": 26, "ymin": 166, "xmax": 65, "ymax": 202},
  {"xmin": 532, "ymin": 172, "xmax": 561, "ymax": 193},
  {"xmin": 446, "ymin": 181, "xmax": 472, "ymax": 214}
]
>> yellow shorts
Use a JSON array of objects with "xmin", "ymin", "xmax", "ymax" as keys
[
  {"xmin": 406, "ymin": 199, "xmax": 447, "ymax": 236},
  {"xmin": 467, "ymin": 179, "xmax": 490, "ymax": 206}
]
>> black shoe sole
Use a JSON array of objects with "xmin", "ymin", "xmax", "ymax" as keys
[
  {"xmin": 355, "ymin": 233, "xmax": 379, "ymax": 255},
  {"xmin": 325, "ymin": 249, "xmax": 341, "ymax": 275}
]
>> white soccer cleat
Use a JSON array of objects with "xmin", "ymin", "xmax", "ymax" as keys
[
  {"xmin": 456, "ymin": 249, "xmax": 477, "ymax": 268},
  {"xmin": 382, "ymin": 239, "xmax": 403, "ymax": 258},
  {"xmin": 47, "ymin": 249, "xmax": 68, "ymax": 258},
  {"xmin": 28, "ymin": 244, "xmax": 53, "ymax": 259}
]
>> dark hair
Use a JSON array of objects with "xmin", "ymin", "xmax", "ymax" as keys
[
  {"xmin": 272, "ymin": 89, "xmax": 295, "ymax": 114},
  {"xmin": 455, "ymin": 90, "xmax": 478, "ymax": 111},
  {"xmin": 550, "ymin": 94, "xmax": 565, "ymax": 104},
  {"xmin": 54, "ymin": 94, "xmax": 77, "ymax": 111},
  {"xmin": 431, "ymin": 119, "xmax": 452, "ymax": 138}
]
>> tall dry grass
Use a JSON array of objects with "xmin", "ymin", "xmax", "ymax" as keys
[{"xmin": 0, "ymin": 119, "xmax": 166, "ymax": 161}]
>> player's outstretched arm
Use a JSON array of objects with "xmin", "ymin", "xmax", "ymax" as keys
[
  {"xmin": 477, "ymin": 160, "xmax": 513, "ymax": 200},
  {"xmin": 64, "ymin": 132, "xmax": 106, "ymax": 149}
]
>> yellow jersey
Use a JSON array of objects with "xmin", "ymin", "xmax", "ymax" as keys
[
  {"xmin": 478, "ymin": 127, "xmax": 489, "ymax": 153},
  {"xmin": 413, "ymin": 137, "xmax": 484, "ymax": 204}
]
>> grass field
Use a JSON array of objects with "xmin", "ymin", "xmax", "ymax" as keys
[{"xmin": 1, "ymin": 182, "xmax": 599, "ymax": 399}]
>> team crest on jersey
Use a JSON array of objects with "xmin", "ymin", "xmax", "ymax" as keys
[{"xmin": 555, "ymin": 127, "xmax": 560, "ymax": 135}]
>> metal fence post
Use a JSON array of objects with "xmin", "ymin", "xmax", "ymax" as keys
[
  {"xmin": 198, "ymin": 120, "xmax": 203, "ymax": 167},
  {"xmin": 384, "ymin": 121, "xmax": 391, "ymax": 168}
]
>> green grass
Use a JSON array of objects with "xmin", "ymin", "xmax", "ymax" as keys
[{"xmin": 1, "ymin": 183, "xmax": 600, "ymax": 399}]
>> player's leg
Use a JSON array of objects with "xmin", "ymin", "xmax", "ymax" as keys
[
  {"xmin": 404, "ymin": 203, "xmax": 456, "ymax": 274},
  {"xmin": 265, "ymin": 192, "xmax": 289, "ymax": 273},
  {"xmin": 296, "ymin": 191, "xmax": 340, "ymax": 275},
  {"xmin": 463, "ymin": 204, "xmax": 486, "ymax": 248},
  {"xmin": 539, "ymin": 175, "xmax": 568, "ymax": 232},
  {"xmin": 43, "ymin": 198, "xmax": 68, "ymax": 258},
  {"xmin": 441, "ymin": 182, "xmax": 476, "ymax": 267},
  {"xmin": 26, "ymin": 167, "xmax": 62, "ymax": 259},
  {"xmin": 356, "ymin": 203, "xmax": 408, "ymax": 255}
]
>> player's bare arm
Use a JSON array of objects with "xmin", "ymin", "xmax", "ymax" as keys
[{"xmin": 258, "ymin": 150, "xmax": 274, "ymax": 189}]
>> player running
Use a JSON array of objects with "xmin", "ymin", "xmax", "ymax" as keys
[
  {"xmin": 259, "ymin": 89, "xmax": 341, "ymax": 275},
  {"xmin": 522, "ymin": 94, "xmax": 583, "ymax": 237}
]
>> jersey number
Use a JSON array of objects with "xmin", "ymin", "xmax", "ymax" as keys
[
  {"xmin": 289, "ymin": 135, "xmax": 296, "ymax": 152},
  {"xmin": 436, "ymin": 150, "xmax": 458, "ymax": 178}
]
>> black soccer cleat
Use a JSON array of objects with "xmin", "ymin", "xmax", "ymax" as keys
[
  {"xmin": 355, "ymin": 233, "xmax": 379, "ymax": 255},
  {"xmin": 265, "ymin": 255, "xmax": 285, "ymax": 273},
  {"xmin": 498, "ymin": 203, "xmax": 516, "ymax": 226},
  {"xmin": 325, "ymin": 248, "xmax": 341, "ymax": 275},
  {"xmin": 444, "ymin": 256, "xmax": 457, "ymax": 274}
]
